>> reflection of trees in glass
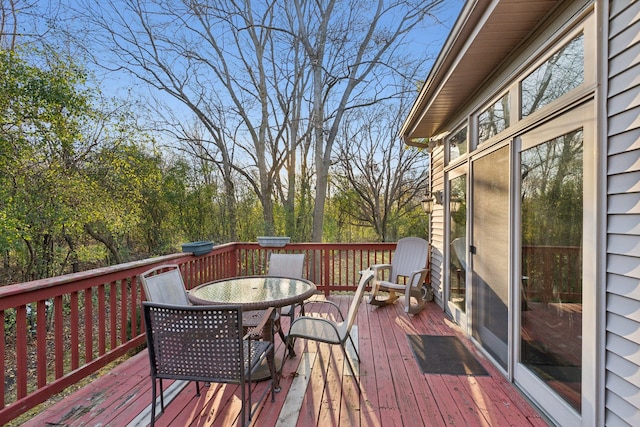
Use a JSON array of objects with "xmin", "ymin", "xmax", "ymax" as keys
[
  {"xmin": 521, "ymin": 34, "xmax": 584, "ymax": 116},
  {"xmin": 448, "ymin": 126, "xmax": 468, "ymax": 161},
  {"xmin": 449, "ymin": 174, "xmax": 466, "ymax": 309},
  {"xmin": 521, "ymin": 129, "xmax": 582, "ymax": 305},
  {"xmin": 478, "ymin": 93, "xmax": 510, "ymax": 143},
  {"xmin": 450, "ymin": 176, "xmax": 467, "ymax": 240},
  {"xmin": 520, "ymin": 130, "xmax": 583, "ymax": 410},
  {"xmin": 521, "ymin": 130, "xmax": 583, "ymax": 247}
]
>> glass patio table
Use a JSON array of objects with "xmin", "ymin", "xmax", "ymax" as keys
[
  {"xmin": 188, "ymin": 276, "xmax": 316, "ymax": 310},
  {"xmin": 188, "ymin": 276, "xmax": 317, "ymax": 389}
]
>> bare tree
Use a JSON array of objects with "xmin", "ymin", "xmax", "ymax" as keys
[
  {"xmin": 63, "ymin": 0, "xmax": 446, "ymax": 240},
  {"xmin": 289, "ymin": 0, "xmax": 445, "ymax": 241},
  {"xmin": 334, "ymin": 102, "xmax": 429, "ymax": 241},
  {"xmin": 69, "ymin": 0, "xmax": 312, "ymax": 238},
  {"xmin": 1, "ymin": 0, "xmax": 58, "ymax": 50},
  {"xmin": 0, "ymin": 0, "xmax": 19, "ymax": 49}
]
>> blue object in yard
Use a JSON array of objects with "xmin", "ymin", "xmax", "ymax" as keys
[{"xmin": 181, "ymin": 241, "xmax": 214, "ymax": 256}]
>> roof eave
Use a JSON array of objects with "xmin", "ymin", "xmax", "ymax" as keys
[
  {"xmin": 400, "ymin": 0, "xmax": 562, "ymax": 141},
  {"xmin": 399, "ymin": 0, "xmax": 484, "ymax": 140}
]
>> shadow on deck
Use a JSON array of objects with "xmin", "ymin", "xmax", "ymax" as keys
[{"xmin": 23, "ymin": 296, "xmax": 548, "ymax": 427}]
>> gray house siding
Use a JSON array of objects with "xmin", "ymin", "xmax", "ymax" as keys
[{"xmin": 606, "ymin": 0, "xmax": 640, "ymax": 425}]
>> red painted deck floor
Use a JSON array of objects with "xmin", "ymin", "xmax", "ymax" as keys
[{"xmin": 24, "ymin": 296, "xmax": 549, "ymax": 427}]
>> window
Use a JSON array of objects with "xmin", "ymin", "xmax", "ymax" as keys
[
  {"xmin": 521, "ymin": 33, "xmax": 584, "ymax": 117},
  {"xmin": 478, "ymin": 93, "xmax": 510, "ymax": 143},
  {"xmin": 449, "ymin": 174, "xmax": 467, "ymax": 312},
  {"xmin": 448, "ymin": 126, "xmax": 467, "ymax": 162}
]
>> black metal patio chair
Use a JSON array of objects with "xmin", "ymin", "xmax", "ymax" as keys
[{"xmin": 142, "ymin": 301, "xmax": 275, "ymax": 426}]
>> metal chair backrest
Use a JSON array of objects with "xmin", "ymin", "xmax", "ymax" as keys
[
  {"xmin": 390, "ymin": 237, "xmax": 429, "ymax": 287},
  {"xmin": 140, "ymin": 265, "xmax": 190, "ymax": 305},
  {"xmin": 143, "ymin": 302, "xmax": 245, "ymax": 383},
  {"xmin": 268, "ymin": 253, "xmax": 305, "ymax": 278},
  {"xmin": 343, "ymin": 270, "xmax": 374, "ymax": 338}
]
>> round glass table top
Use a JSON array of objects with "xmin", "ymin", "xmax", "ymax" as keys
[{"xmin": 188, "ymin": 276, "xmax": 317, "ymax": 310}]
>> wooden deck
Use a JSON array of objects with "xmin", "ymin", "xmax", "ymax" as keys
[{"xmin": 23, "ymin": 296, "xmax": 549, "ymax": 427}]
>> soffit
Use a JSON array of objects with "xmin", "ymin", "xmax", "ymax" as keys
[{"xmin": 401, "ymin": 0, "xmax": 562, "ymax": 143}]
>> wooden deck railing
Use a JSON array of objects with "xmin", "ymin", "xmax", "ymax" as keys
[
  {"xmin": 1, "ymin": 241, "xmax": 579, "ymax": 424},
  {"xmin": 0, "ymin": 242, "xmax": 394, "ymax": 424}
]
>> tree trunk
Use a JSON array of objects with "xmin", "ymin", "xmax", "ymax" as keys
[{"xmin": 84, "ymin": 224, "xmax": 122, "ymax": 265}]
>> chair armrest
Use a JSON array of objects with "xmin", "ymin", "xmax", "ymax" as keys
[
  {"xmin": 243, "ymin": 307, "xmax": 275, "ymax": 340},
  {"xmin": 407, "ymin": 268, "xmax": 429, "ymax": 287},
  {"xmin": 370, "ymin": 263, "xmax": 392, "ymax": 271},
  {"xmin": 370, "ymin": 263, "xmax": 392, "ymax": 286},
  {"xmin": 301, "ymin": 300, "xmax": 345, "ymax": 321}
]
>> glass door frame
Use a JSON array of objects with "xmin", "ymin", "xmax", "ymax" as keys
[
  {"xmin": 512, "ymin": 100, "xmax": 596, "ymax": 425},
  {"xmin": 445, "ymin": 165, "xmax": 469, "ymax": 330},
  {"xmin": 469, "ymin": 140, "xmax": 513, "ymax": 372}
]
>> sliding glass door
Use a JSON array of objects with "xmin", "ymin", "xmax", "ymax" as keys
[
  {"xmin": 520, "ymin": 128, "xmax": 583, "ymax": 410},
  {"xmin": 514, "ymin": 102, "xmax": 593, "ymax": 425}
]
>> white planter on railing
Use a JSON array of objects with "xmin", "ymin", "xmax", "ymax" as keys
[{"xmin": 257, "ymin": 236, "xmax": 290, "ymax": 247}]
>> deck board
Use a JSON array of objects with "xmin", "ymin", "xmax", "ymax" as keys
[
  {"xmin": 367, "ymin": 301, "xmax": 404, "ymax": 426},
  {"xmin": 358, "ymin": 297, "xmax": 384, "ymax": 427},
  {"xmin": 23, "ymin": 296, "xmax": 548, "ymax": 427},
  {"xmin": 383, "ymin": 305, "xmax": 444, "ymax": 427}
]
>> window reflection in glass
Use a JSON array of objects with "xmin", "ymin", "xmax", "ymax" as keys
[
  {"xmin": 520, "ymin": 129, "xmax": 583, "ymax": 412},
  {"xmin": 448, "ymin": 126, "xmax": 467, "ymax": 162},
  {"xmin": 448, "ymin": 175, "xmax": 466, "ymax": 312},
  {"xmin": 521, "ymin": 34, "xmax": 584, "ymax": 116},
  {"xmin": 478, "ymin": 93, "xmax": 510, "ymax": 143}
]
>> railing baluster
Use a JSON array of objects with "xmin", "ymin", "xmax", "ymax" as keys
[
  {"xmin": 131, "ymin": 276, "xmax": 139, "ymax": 338},
  {"xmin": 110, "ymin": 281, "xmax": 118, "ymax": 351},
  {"xmin": 0, "ymin": 309, "xmax": 4, "ymax": 410},
  {"xmin": 98, "ymin": 284, "xmax": 106, "ymax": 355},
  {"xmin": 16, "ymin": 305, "xmax": 27, "ymax": 399},
  {"xmin": 71, "ymin": 292, "xmax": 79, "ymax": 370},
  {"xmin": 54, "ymin": 295, "xmax": 64, "ymax": 379},
  {"xmin": 37, "ymin": 300, "xmax": 47, "ymax": 388},
  {"xmin": 337, "ymin": 249, "xmax": 342, "ymax": 290},
  {"xmin": 323, "ymin": 247, "xmax": 330, "ymax": 296},
  {"xmin": 120, "ymin": 279, "xmax": 127, "ymax": 347},
  {"xmin": 85, "ymin": 288, "xmax": 93, "ymax": 363}
]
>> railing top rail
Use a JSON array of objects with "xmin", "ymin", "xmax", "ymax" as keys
[
  {"xmin": 0, "ymin": 242, "xmax": 393, "ymax": 294},
  {"xmin": 233, "ymin": 242, "xmax": 396, "ymax": 249},
  {"xmin": 0, "ymin": 243, "xmax": 239, "ymax": 307},
  {"xmin": 1, "ymin": 254, "xmax": 184, "ymax": 295}
]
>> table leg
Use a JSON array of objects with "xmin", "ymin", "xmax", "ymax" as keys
[{"xmin": 262, "ymin": 313, "xmax": 281, "ymax": 392}]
